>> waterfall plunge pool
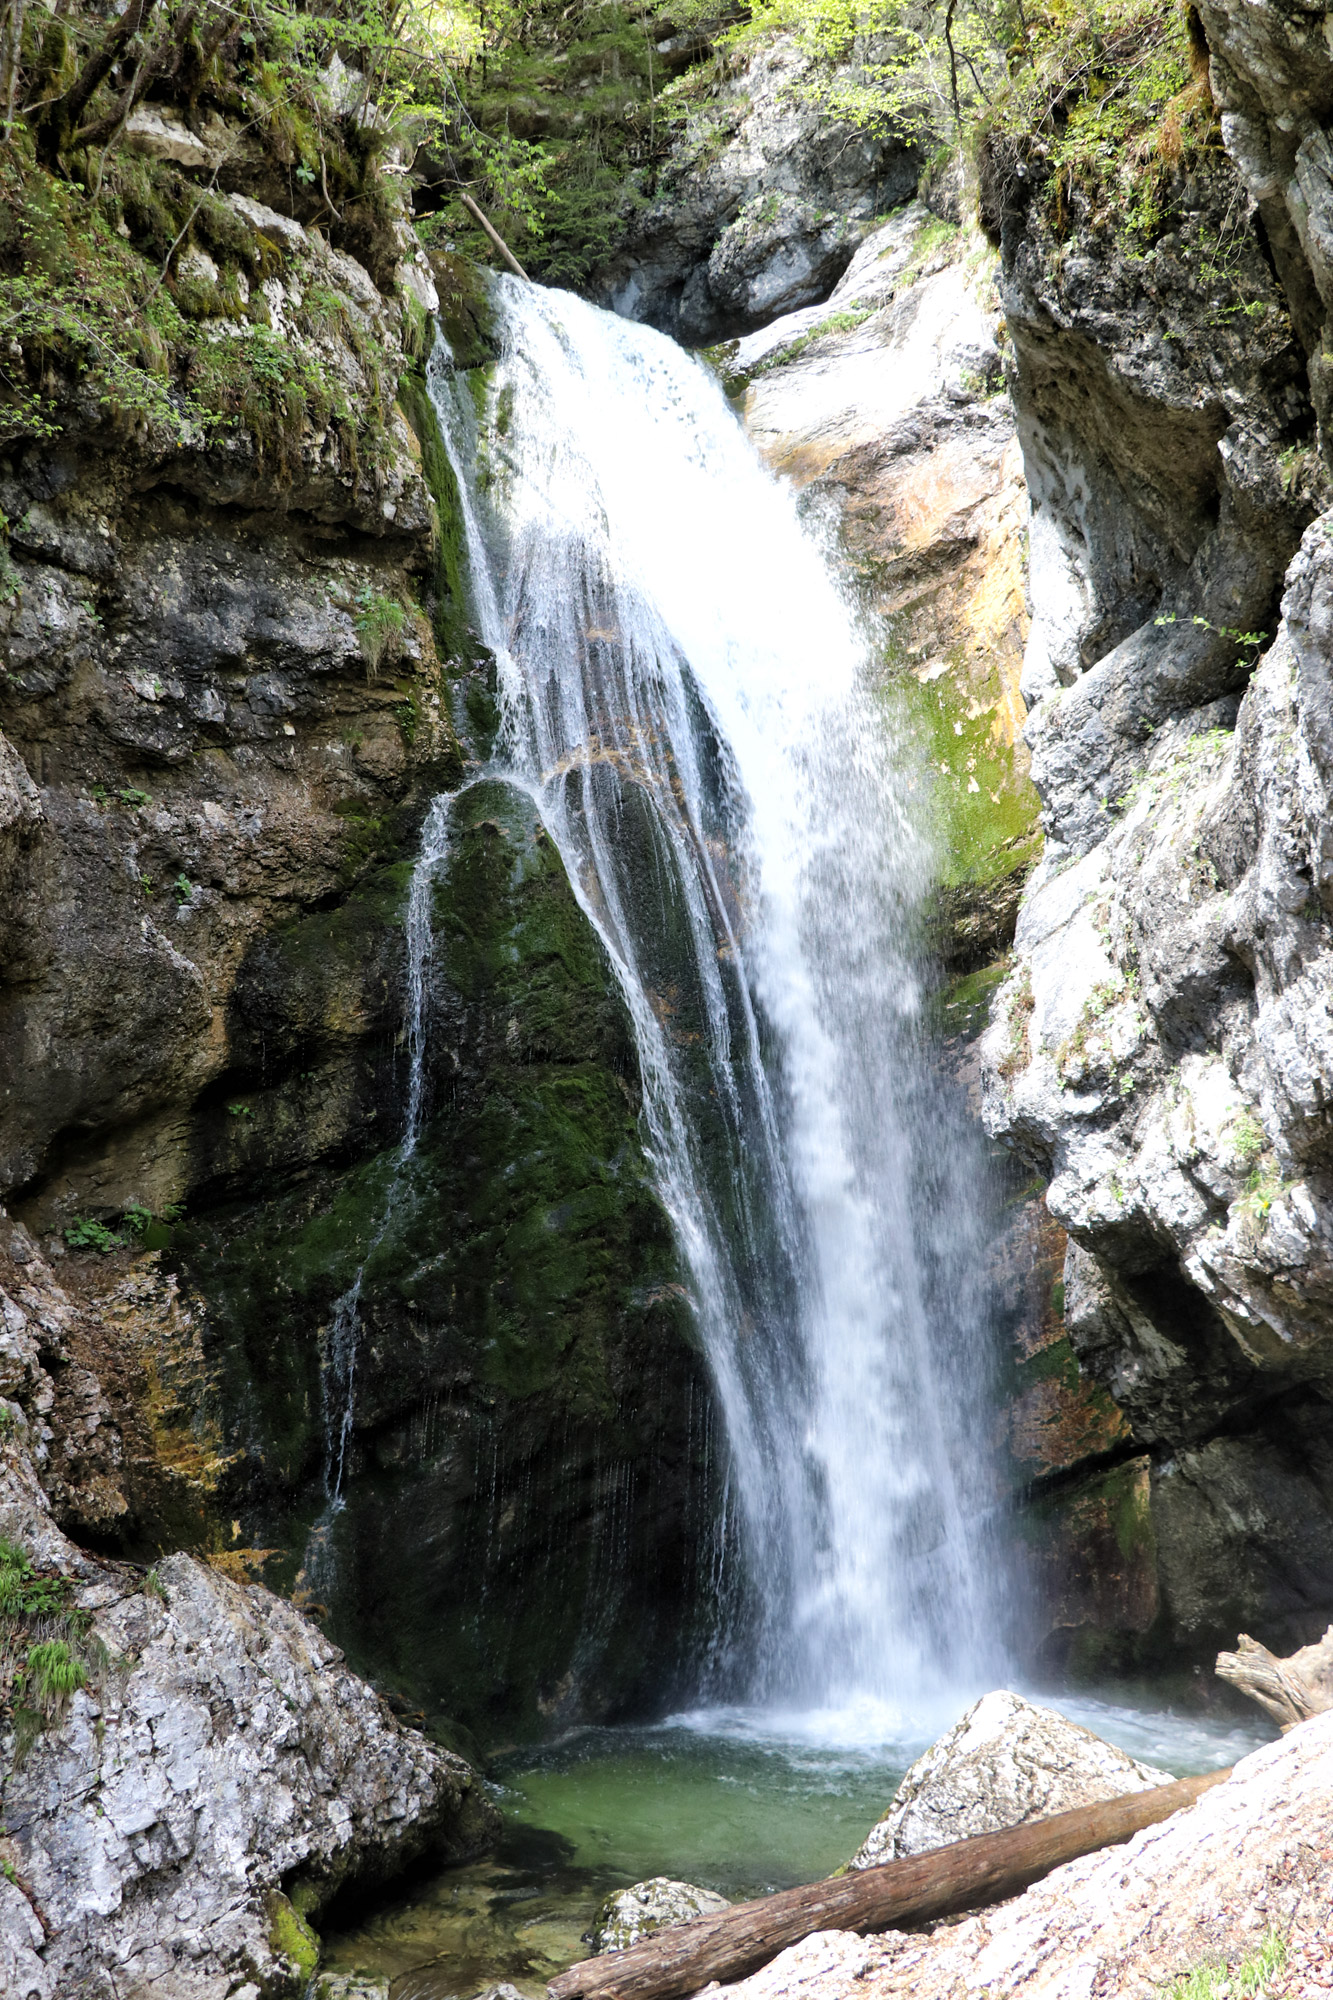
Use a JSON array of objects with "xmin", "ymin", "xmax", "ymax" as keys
[{"xmin": 319, "ymin": 1697, "xmax": 1270, "ymax": 1999}]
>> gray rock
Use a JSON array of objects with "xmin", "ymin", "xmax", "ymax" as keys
[
  {"xmin": 598, "ymin": 38, "xmax": 920, "ymax": 343},
  {"xmin": 978, "ymin": 0, "xmax": 1333, "ymax": 1662},
  {"xmin": 594, "ymin": 1877, "xmax": 730, "ymax": 1953},
  {"xmin": 851, "ymin": 1689, "xmax": 1171, "ymax": 1867},
  {"xmin": 0, "ymin": 1382, "xmax": 497, "ymax": 1998}
]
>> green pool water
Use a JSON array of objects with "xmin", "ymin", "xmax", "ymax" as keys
[{"xmin": 318, "ymin": 1698, "xmax": 1271, "ymax": 2000}]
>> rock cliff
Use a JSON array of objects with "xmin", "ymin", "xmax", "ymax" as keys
[
  {"xmin": 0, "ymin": 1239, "xmax": 497, "ymax": 1998},
  {"xmin": 0, "ymin": 23, "xmax": 717, "ymax": 1753},
  {"xmin": 980, "ymin": 0, "xmax": 1333, "ymax": 1668}
]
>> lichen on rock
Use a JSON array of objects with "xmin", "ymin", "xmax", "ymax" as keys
[{"xmin": 594, "ymin": 1878, "xmax": 730, "ymax": 1954}]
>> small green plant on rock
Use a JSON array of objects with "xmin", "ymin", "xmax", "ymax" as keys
[
  {"xmin": 997, "ymin": 967, "xmax": 1034, "ymax": 1081},
  {"xmin": 1240, "ymin": 1163, "xmax": 1286, "ymax": 1222},
  {"xmin": 1228, "ymin": 1112, "xmax": 1266, "ymax": 1166},
  {"xmin": 63, "ymin": 1216, "xmax": 124, "ymax": 1253},
  {"xmin": 1161, "ymin": 1928, "xmax": 1286, "ymax": 2000},
  {"xmin": 354, "ymin": 586, "xmax": 406, "ymax": 677},
  {"xmin": 0, "ymin": 1537, "xmax": 99, "ymax": 1755}
]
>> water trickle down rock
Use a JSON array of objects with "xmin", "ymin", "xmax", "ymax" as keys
[
  {"xmin": 594, "ymin": 1878, "xmax": 731, "ymax": 1954},
  {"xmin": 850, "ymin": 1691, "xmax": 1172, "ymax": 1869}
]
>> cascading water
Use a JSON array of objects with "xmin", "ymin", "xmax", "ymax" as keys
[
  {"xmin": 427, "ymin": 276, "xmax": 1009, "ymax": 1715},
  {"xmin": 304, "ymin": 796, "xmax": 453, "ymax": 1579}
]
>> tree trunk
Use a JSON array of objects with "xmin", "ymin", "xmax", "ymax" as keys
[
  {"xmin": 1216, "ymin": 1625, "xmax": 1333, "ymax": 1728},
  {"xmin": 547, "ymin": 1771, "xmax": 1228, "ymax": 2000}
]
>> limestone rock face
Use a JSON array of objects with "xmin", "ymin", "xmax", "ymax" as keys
[
  {"xmin": 978, "ymin": 0, "xmax": 1333, "ymax": 1663},
  {"xmin": 0, "ymin": 1347, "xmax": 497, "ymax": 2000},
  {"xmin": 850, "ymin": 1691, "xmax": 1171, "ymax": 1868},
  {"xmin": 594, "ymin": 1878, "xmax": 730, "ymax": 1954},
  {"xmin": 598, "ymin": 39, "xmax": 919, "ymax": 344}
]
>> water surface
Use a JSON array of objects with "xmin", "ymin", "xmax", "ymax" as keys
[{"xmin": 321, "ymin": 1697, "xmax": 1270, "ymax": 1999}]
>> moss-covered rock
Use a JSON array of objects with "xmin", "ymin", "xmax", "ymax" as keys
[{"xmin": 178, "ymin": 780, "xmax": 716, "ymax": 1741}]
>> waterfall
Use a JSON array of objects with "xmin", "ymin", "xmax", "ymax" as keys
[
  {"xmin": 309, "ymin": 795, "xmax": 453, "ymax": 1564},
  {"xmin": 428, "ymin": 277, "xmax": 1009, "ymax": 1712}
]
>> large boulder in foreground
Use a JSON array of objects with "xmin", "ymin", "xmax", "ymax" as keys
[
  {"xmin": 717, "ymin": 1709, "xmax": 1330, "ymax": 2000},
  {"xmin": 595, "ymin": 1879, "xmax": 730, "ymax": 1954},
  {"xmin": 0, "ymin": 1388, "xmax": 497, "ymax": 2000},
  {"xmin": 851, "ymin": 1690, "xmax": 1172, "ymax": 1866}
]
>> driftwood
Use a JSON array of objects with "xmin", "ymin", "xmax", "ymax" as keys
[
  {"xmin": 1216, "ymin": 1624, "xmax": 1333, "ymax": 1728},
  {"xmin": 459, "ymin": 192, "xmax": 531, "ymax": 282},
  {"xmin": 547, "ymin": 1771, "xmax": 1228, "ymax": 2000}
]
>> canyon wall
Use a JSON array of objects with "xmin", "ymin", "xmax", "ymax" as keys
[{"xmin": 980, "ymin": 1, "xmax": 1333, "ymax": 1669}]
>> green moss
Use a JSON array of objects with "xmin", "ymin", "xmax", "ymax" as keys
[
  {"xmin": 887, "ymin": 655, "xmax": 1042, "ymax": 893},
  {"xmin": 398, "ymin": 362, "xmax": 477, "ymax": 664},
  {"xmin": 178, "ymin": 781, "xmax": 708, "ymax": 1738},
  {"xmin": 266, "ymin": 1890, "xmax": 319, "ymax": 1984},
  {"xmin": 929, "ymin": 956, "xmax": 1009, "ymax": 1039},
  {"xmin": 1113, "ymin": 1460, "xmax": 1157, "ymax": 1567}
]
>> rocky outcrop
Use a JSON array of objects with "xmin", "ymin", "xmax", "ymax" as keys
[
  {"xmin": 595, "ymin": 1880, "xmax": 730, "ymax": 1954},
  {"xmin": 850, "ymin": 1690, "xmax": 1170, "ymax": 1868},
  {"xmin": 598, "ymin": 40, "xmax": 919, "ymax": 344},
  {"xmin": 979, "ymin": 2, "xmax": 1333, "ymax": 1667},
  {"xmin": 0, "ymin": 194, "xmax": 457, "ymax": 1228},
  {"xmin": 713, "ymin": 1710, "xmax": 1333, "ymax": 2000},
  {"xmin": 0, "ymin": 1247, "xmax": 497, "ymax": 2000}
]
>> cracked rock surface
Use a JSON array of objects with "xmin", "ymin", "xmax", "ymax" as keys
[{"xmin": 0, "ymin": 1248, "xmax": 496, "ymax": 2000}]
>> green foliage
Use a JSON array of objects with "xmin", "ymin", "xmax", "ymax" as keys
[
  {"xmin": 0, "ymin": 1540, "xmax": 78, "ymax": 1621},
  {"xmin": 354, "ymin": 585, "xmax": 407, "ymax": 674},
  {"xmin": 118, "ymin": 786, "xmax": 152, "ymax": 807},
  {"xmin": 63, "ymin": 1216, "xmax": 124, "ymax": 1253},
  {"xmin": 174, "ymin": 873, "xmax": 194, "ymax": 905},
  {"xmin": 1228, "ymin": 1112, "xmax": 1266, "ymax": 1165},
  {"xmin": 1162, "ymin": 1931, "xmax": 1286, "ymax": 2000},
  {"xmin": 0, "ymin": 1537, "xmax": 97, "ymax": 1751},
  {"xmin": 25, "ymin": 1639, "xmax": 87, "ymax": 1702},
  {"xmin": 1155, "ymin": 613, "xmax": 1268, "ymax": 669}
]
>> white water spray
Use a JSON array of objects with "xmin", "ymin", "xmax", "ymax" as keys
[{"xmin": 429, "ymin": 277, "xmax": 1008, "ymax": 1711}]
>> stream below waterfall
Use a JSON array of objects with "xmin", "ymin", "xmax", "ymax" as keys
[{"xmin": 320, "ymin": 1701, "xmax": 1270, "ymax": 1999}]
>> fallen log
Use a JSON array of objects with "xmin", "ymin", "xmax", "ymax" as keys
[
  {"xmin": 1216, "ymin": 1624, "xmax": 1333, "ymax": 1728},
  {"xmin": 548, "ymin": 1770, "xmax": 1229, "ymax": 2000},
  {"xmin": 459, "ymin": 192, "xmax": 531, "ymax": 281}
]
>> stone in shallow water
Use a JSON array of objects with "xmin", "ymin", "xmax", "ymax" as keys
[
  {"xmin": 314, "ymin": 1975, "xmax": 390, "ymax": 2000},
  {"xmin": 851, "ymin": 1689, "xmax": 1172, "ymax": 1866},
  {"xmin": 594, "ymin": 1878, "xmax": 730, "ymax": 1953}
]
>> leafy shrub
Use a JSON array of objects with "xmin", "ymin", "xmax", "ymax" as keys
[{"xmin": 63, "ymin": 1217, "xmax": 124, "ymax": 1253}]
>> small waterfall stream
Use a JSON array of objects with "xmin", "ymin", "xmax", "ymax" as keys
[
  {"xmin": 307, "ymin": 796, "xmax": 453, "ymax": 1565},
  {"xmin": 426, "ymin": 276, "xmax": 1008, "ymax": 1713}
]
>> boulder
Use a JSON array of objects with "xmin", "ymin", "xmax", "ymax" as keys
[
  {"xmin": 0, "ymin": 1351, "xmax": 498, "ymax": 2000},
  {"xmin": 595, "ymin": 1879, "xmax": 730, "ymax": 1954},
  {"xmin": 717, "ymin": 1710, "xmax": 1333, "ymax": 2000},
  {"xmin": 851, "ymin": 1689, "xmax": 1172, "ymax": 1867}
]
